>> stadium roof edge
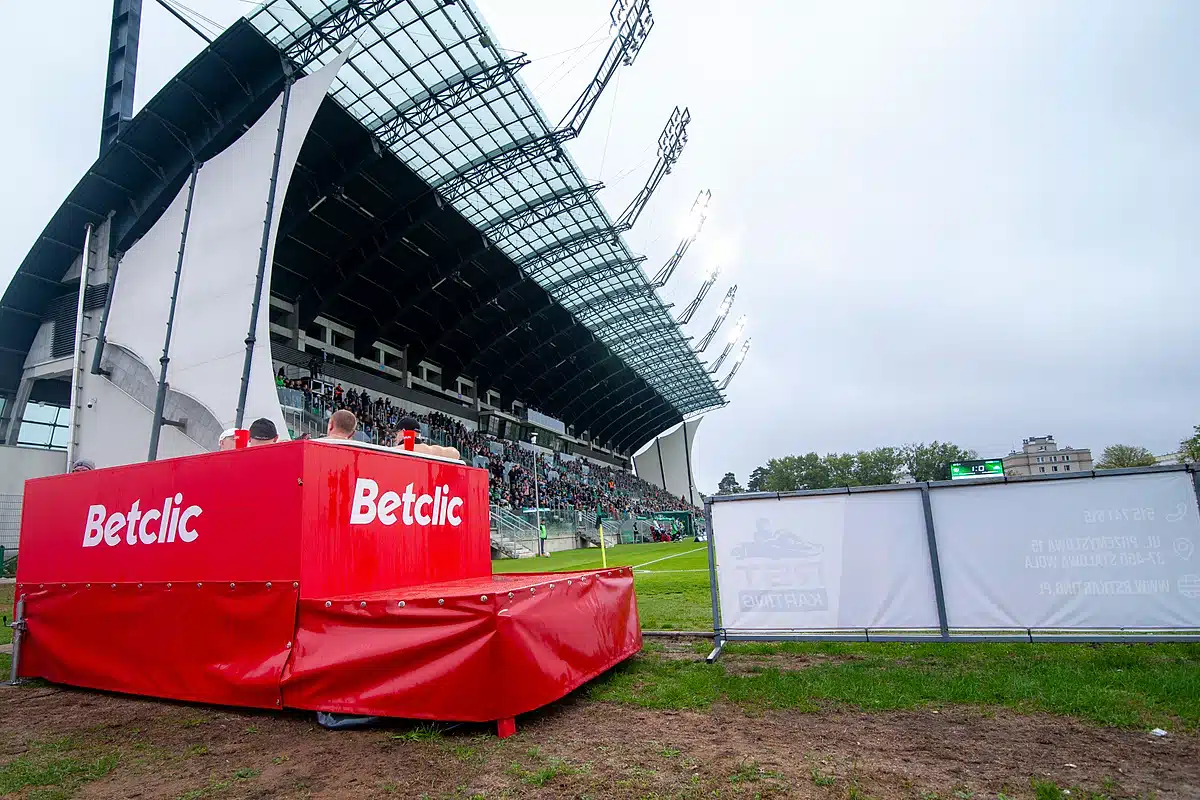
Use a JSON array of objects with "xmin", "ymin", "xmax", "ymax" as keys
[{"xmin": 0, "ymin": 3, "xmax": 725, "ymax": 453}]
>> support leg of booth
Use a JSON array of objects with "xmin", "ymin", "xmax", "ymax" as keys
[
  {"xmin": 496, "ymin": 717, "xmax": 517, "ymax": 739},
  {"xmin": 705, "ymin": 638, "xmax": 724, "ymax": 665},
  {"xmin": 8, "ymin": 596, "xmax": 25, "ymax": 686}
]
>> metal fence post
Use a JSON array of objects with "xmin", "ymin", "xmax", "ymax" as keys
[
  {"xmin": 8, "ymin": 595, "xmax": 25, "ymax": 685},
  {"xmin": 703, "ymin": 500, "xmax": 724, "ymax": 663},
  {"xmin": 1191, "ymin": 463, "xmax": 1200, "ymax": 509},
  {"xmin": 919, "ymin": 484, "xmax": 951, "ymax": 641}
]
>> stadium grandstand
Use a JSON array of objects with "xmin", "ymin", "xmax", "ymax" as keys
[{"xmin": 0, "ymin": 0, "xmax": 746, "ymax": 556}]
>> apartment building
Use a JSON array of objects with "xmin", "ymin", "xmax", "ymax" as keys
[{"xmin": 1003, "ymin": 435, "xmax": 1093, "ymax": 476}]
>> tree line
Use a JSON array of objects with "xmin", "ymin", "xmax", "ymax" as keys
[
  {"xmin": 717, "ymin": 441, "xmax": 976, "ymax": 494},
  {"xmin": 1096, "ymin": 424, "xmax": 1200, "ymax": 469},
  {"xmin": 716, "ymin": 424, "xmax": 1200, "ymax": 495}
]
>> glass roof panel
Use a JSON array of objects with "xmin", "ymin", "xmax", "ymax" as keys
[{"xmin": 249, "ymin": 0, "xmax": 724, "ymax": 419}]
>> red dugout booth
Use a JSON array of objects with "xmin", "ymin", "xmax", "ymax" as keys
[{"xmin": 14, "ymin": 441, "xmax": 641, "ymax": 732}]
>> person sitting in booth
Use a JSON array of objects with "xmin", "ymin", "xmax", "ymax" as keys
[
  {"xmin": 321, "ymin": 409, "xmax": 357, "ymax": 440},
  {"xmin": 393, "ymin": 415, "xmax": 460, "ymax": 461},
  {"xmin": 218, "ymin": 428, "xmax": 237, "ymax": 451},
  {"xmin": 247, "ymin": 418, "xmax": 278, "ymax": 446}
]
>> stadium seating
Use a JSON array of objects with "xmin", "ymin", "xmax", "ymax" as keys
[{"xmin": 276, "ymin": 381, "xmax": 695, "ymax": 522}]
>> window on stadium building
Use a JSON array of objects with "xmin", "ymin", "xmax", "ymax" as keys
[{"xmin": 17, "ymin": 402, "xmax": 70, "ymax": 451}]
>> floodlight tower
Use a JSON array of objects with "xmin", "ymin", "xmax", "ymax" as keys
[
  {"xmin": 652, "ymin": 189, "xmax": 710, "ymax": 287},
  {"xmin": 676, "ymin": 262, "xmax": 720, "ymax": 325},
  {"xmin": 694, "ymin": 284, "xmax": 736, "ymax": 353},
  {"xmin": 559, "ymin": 0, "xmax": 655, "ymax": 136},
  {"xmin": 100, "ymin": 0, "xmax": 143, "ymax": 153},
  {"xmin": 718, "ymin": 339, "xmax": 751, "ymax": 390},
  {"xmin": 616, "ymin": 106, "xmax": 690, "ymax": 229},
  {"xmin": 708, "ymin": 315, "xmax": 746, "ymax": 373}
]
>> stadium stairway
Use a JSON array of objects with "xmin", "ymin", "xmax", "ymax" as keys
[{"xmin": 490, "ymin": 505, "xmax": 537, "ymax": 559}]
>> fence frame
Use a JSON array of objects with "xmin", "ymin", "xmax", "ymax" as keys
[{"xmin": 704, "ymin": 463, "xmax": 1200, "ymax": 662}]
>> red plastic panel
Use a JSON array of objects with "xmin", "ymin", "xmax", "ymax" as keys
[
  {"xmin": 17, "ymin": 446, "xmax": 304, "ymax": 585},
  {"xmin": 491, "ymin": 569, "xmax": 642, "ymax": 714},
  {"xmin": 281, "ymin": 593, "xmax": 499, "ymax": 720},
  {"xmin": 18, "ymin": 581, "xmax": 297, "ymax": 709},
  {"xmin": 281, "ymin": 570, "xmax": 641, "ymax": 722},
  {"xmin": 298, "ymin": 443, "xmax": 491, "ymax": 597}
]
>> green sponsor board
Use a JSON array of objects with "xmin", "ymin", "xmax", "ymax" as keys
[{"xmin": 949, "ymin": 459, "xmax": 1004, "ymax": 480}]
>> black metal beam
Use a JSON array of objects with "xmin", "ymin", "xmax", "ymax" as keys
[
  {"xmin": 411, "ymin": 267, "xmax": 528, "ymax": 365},
  {"xmin": 586, "ymin": 384, "xmax": 664, "ymax": 442},
  {"xmin": 517, "ymin": 225, "xmax": 626, "ymax": 278},
  {"xmin": 614, "ymin": 403, "xmax": 683, "ymax": 453},
  {"xmin": 563, "ymin": 283, "xmax": 656, "ymax": 317},
  {"xmin": 301, "ymin": 190, "xmax": 446, "ymax": 326},
  {"xmin": 540, "ymin": 254, "xmax": 646, "ymax": 295},
  {"xmin": 540, "ymin": 318, "xmax": 679, "ymax": 407},
  {"xmin": 373, "ymin": 54, "xmax": 529, "ymax": 146},
  {"xmin": 436, "ymin": 129, "xmax": 575, "ymax": 203},
  {"xmin": 100, "ymin": 0, "xmax": 143, "ymax": 154},
  {"xmin": 479, "ymin": 182, "xmax": 602, "ymax": 241},
  {"xmin": 275, "ymin": 0, "xmax": 395, "ymax": 66},
  {"xmin": 278, "ymin": 137, "xmax": 383, "ymax": 241}
]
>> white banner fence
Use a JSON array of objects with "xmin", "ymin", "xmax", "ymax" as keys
[{"xmin": 704, "ymin": 465, "xmax": 1200, "ymax": 660}]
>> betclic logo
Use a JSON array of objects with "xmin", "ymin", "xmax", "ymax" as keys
[
  {"xmin": 350, "ymin": 478, "xmax": 464, "ymax": 527},
  {"xmin": 82, "ymin": 493, "xmax": 203, "ymax": 547}
]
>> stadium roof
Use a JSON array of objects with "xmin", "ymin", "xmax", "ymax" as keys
[{"xmin": 0, "ymin": 0, "xmax": 725, "ymax": 453}]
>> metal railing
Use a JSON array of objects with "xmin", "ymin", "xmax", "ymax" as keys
[
  {"xmin": 0, "ymin": 495, "xmax": 20, "ymax": 570},
  {"xmin": 490, "ymin": 505, "xmax": 537, "ymax": 558}
]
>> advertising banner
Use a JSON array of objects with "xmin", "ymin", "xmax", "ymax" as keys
[
  {"xmin": 711, "ymin": 489, "xmax": 939, "ymax": 632},
  {"xmin": 19, "ymin": 445, "xmax": 305, "ymax": 584},
  {"xmin": 932, "ymin": 472, "xmax": 1200, "ymax": 629}
]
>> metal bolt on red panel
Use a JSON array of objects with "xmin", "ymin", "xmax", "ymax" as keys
[
  {"xmin": 480, "ymin": 595, "xmax": 487, "ymax": 601},
  {"xmin": 324, "ymin": 601, "xmax": 332, "ymax": 608},
  {"xmin": 398, "ymin": 601, "xmax": 406, "ymax": 608}
]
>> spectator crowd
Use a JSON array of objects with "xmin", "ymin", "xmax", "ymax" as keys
[{"xmin": 277, "ymin": 374, "xmax": 693, "ymax": 519}]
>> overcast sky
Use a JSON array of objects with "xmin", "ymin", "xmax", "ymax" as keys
[{"xmin": 2, "ymin": 1, "xmax": 1197, "ymax": 492}]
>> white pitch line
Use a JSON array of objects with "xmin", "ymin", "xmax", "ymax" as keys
[
  {"xmin": 634, "ymin": 568, "xmax": 709, "ymax": 574},
  {"xmin": 631, "ymin": 546, "xmax": 706, "ymax": 571}
]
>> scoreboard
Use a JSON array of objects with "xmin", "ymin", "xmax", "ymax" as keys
[{"xmin": 949, "ymin": 459, "xmax": 1004, "ymax": 480}]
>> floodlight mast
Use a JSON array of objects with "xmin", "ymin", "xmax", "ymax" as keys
[
  {"xmin": 707, "ymin": 315, "xmax": 746, "ymax": 373},
  {"xmin": 558, "ymin": 0, "xmax": 654, "ymax": 136},
  {"xmin": 100, "ymin": 0, "xmax": 144, "ymax": 154},
  {"xmin": 616, "ymin": 106, "xmax": 691, "ymax": 229},
  {"xmin": 718, "ymin": 339, "xmax": 751, "ymax": 390},
  {"xmin": 652, "ymin": 189, "xmax": 711, "ymax": 288},
  {"xmin": 676, "ymin": 263, "xmax": 720, "ymax": 324},
  {"xmin": 694, "ymin": 284, "xmax": 736, "ymax": 353}
]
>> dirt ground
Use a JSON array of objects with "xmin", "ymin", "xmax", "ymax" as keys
[{"xmin": 0, "ymin": 674, "xmax": 1195, "ymax": 800}]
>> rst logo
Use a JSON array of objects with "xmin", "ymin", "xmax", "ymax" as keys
[
  {"xmin": 350, "ymin": 478, "xmax": 464, "ymax": 527},
  {"xmin": 82, "ymin": 493, "xmax": 203, "ymax": 547}
]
